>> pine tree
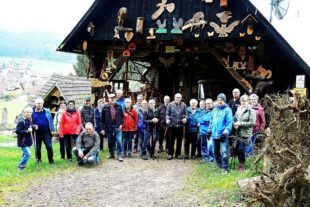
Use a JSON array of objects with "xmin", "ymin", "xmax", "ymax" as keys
[{"xmin": 73, "ymin": 54, "xmax": 88, "ymax": 77}]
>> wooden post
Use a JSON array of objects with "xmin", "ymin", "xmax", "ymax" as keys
[{"xmin": 125, "ymin": 59, "xmax": 129, "ymax": 94}]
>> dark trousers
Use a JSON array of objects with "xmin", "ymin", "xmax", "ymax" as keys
[
  {"xmin": 168, "ymin": 127, "xmax": 184, "ymax": 156},
  {"xmin": 60, "ymin": 134, "xmax": 77, "ymax": 159},
  {"xmin": 134, "ymin": 132, "xmax": 139, "ymax": 150},
  {"xmin": 123, "ymin": 131, "xmax": 134, "ymax": 155},
  {"xmin": 158, "ymin": 126, "xmax": 167, "ymax": 150},
  {"xmin": 196, "ymin": 136, "xmax": 201, "ymax": 157},
  {"xmin": 185, "ymin": 132, "xmax": 197, "ymax": 157},
  {"xmin": 236, "ymin": 140, "xmax": 246, "ymax": 164},
  {"xmin": 100, "ymin": 134, "xmax": 104, "ymax": 151},
  {"xmin": 35, "ymin": 131, "xmax": 53, "ymax": 163}
]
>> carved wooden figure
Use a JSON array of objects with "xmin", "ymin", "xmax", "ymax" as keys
[
  {"xmin": 182, "ymin": 12, "xmax": 207, "ymax": 31},
  {"xmin": 152, "ymin": 0, "xmax": 175, "ymax": 20}
]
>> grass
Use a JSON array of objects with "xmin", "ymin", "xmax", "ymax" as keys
[
  {"xmin": 0, "ymin": 143, "xmax": 108, "ymax": 204},
  {"xmin": 188, "ymin": 157, "xmax": 263, "ymax": 206},
  {"xmin": 0, "ymin": 135, "xmax": 15, "ymax": 143}
]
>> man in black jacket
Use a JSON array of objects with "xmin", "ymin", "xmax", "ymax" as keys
[
  {"xmin": 101, "ymin": 94, "xmax": 124, "ymax": 162},
  {"xmin": 166, "ymin": 93, "xmax": 187, "ymax": 160},
  {"xmin": 81, "ymin": 97, "xmax": 95, "ymax": 127}
]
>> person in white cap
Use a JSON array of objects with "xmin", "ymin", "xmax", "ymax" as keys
[{"xmin": 101, "ymin": 93, "xmax": 124, "ymax": 162}]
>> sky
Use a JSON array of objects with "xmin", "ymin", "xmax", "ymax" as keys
[{"xmin": 0, "ymin": 0, "xmax": 309, "ymax": 65}]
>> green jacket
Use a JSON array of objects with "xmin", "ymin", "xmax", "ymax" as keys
[{"xmin": 234, "ymin": 106, "xmax": 256, "ymax": 138}]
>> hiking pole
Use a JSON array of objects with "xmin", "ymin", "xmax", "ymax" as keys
[
  {"xmin": 31, "ymin": 126, "xmax": 39, "ymax": 169},
  {"xmin": 183, "ymin": 126, "xmax": 186, "ymax": 163},
  {"xmin": 196, "ymin": 125, "xmax": 200, "ymax": 159}
]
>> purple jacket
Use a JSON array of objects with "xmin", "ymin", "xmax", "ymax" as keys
[{"xmin": 252, "ymin": 104, "xmax": 266, "ymax": 133}]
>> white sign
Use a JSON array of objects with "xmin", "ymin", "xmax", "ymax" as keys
[{"xmin": 296, "ymin": 75, "xmax": 305, "ymax": 88}]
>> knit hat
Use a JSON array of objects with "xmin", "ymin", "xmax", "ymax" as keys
[{"xmin": 217, "ymin": 93, "xmax": 226, "ymax": 102}]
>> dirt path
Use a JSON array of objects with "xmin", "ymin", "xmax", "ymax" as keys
[{"xmin": 4, "ymin": 154, "xmax": 203, "ymax": 207}]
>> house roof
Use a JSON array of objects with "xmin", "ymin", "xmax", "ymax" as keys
[{"xmin": 36, "ymin": 74, "xmax": 91, "ymax": 107}]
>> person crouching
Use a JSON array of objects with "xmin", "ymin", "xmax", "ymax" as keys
[
  {"xmin": 16, "ymin": 106, "xmax": 33, "ymax": 171},
  {"xmin": 72, "ymin": 123, "xmax": 100, "ymax": 165}
]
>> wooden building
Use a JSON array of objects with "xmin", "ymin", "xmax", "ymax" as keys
[
  {"xmin": 57, "ymin": 0, "xmax": 310, "ymax": 102},
  {"xmin": 36, "ymin": 74, "xmax": 91, "ymax": 115}
]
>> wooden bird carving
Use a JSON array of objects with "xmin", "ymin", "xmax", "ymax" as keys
[
  {"xmin": 216, "ymin": 11, "xmax": 232, "ymax": 23},
  {"xmin": 117, "ymin": 7, "xmax": 128, "ymax": 27},
  {"xmin": 182, "ymin": 12, "xmax": 207, "ymax": 31},
  {"xmin": 210, "ymin": 20, "xmax": 240, "ymax": 37}
]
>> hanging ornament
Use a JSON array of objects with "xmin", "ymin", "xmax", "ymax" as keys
[
  {"xmin": 182, "ymin": 12, "xmax": 207, "ymax": 31},
  {"xmin": 82, "ymin": 40, "xmax": 88, "ymax": 51},
  {"xmin": 156, "ymin": 19, "xmax": 167, "ymax": 34},
  {"xmin": 136, "ymin": 17, "xmax": 144, "ymax": 34},
  {"xmin": 124, "ymin": 32, "xmax": 134, "ymax": 42},
  {"xmin": 171, "ymin": 18, "xmax": 183, "ymax": 34},
  {"xmin": 151, "ymin": 0, "xmax": 175, "ymax": 20},
  {"xmin": 87, "ymin": 22, "xmax": 95, "ymax": 36}
]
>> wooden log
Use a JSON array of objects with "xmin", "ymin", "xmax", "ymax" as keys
[{"xmin": 237, "ymin": 175, "xmax": 275, "ymax": 195}]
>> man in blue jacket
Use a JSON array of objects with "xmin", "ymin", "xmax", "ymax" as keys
[
  {"xmin": 207, "ymin": 93, "xmax": 233, "ymax": 173},
  {"xmin": 32, "ymin": 98, "xmax": 54, "ymax": 164}
]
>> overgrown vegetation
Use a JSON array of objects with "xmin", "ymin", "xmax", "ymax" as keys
[
  {"xmin": 188, "ymin": 158, "xmax": 262, "ymax": 206},
  {"xmin": 244, "ymin": 94, "xmax": 310, "ymax": 207}
]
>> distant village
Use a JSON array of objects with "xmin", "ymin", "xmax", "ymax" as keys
[{"xmin": 0, "ymin": 58, "xmax": 73, "ymax": 97}]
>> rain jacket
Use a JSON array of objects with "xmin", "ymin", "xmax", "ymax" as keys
[
  {"xmin": 187, "ymin": 107, "xmax": 201, "ymax": 133},
  {"xmin": 198, "ymin": 108, "xmax": 213, "ymax": 135},
  {"xmin": 123, "ymin": 107, "xmax": 138, "ymax": 131},
  {"xmin": 208, "ymin": 104, "xmax": 233, "ymax": 139}
]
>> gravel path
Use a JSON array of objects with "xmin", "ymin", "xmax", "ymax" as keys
[{"xmin": 4, "ymin": 154, "xmax": 203, "ymax": 207}]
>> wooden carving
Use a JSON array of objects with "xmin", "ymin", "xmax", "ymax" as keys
[
  {"xmin": 252, "ymin": 65, "xmax": 272, "ymax": 79},
  {"xmin": 216, "ymin": 11, "xmax": 232, "ymax": 23},
  {"xmin": 152, "ymin": 0, "xmax": 175, "ymax": 20},
  {"xmin": 210, "ymin": 20, "xmax": 239, "ymax": 37},
  {"xmin": 182, "ymin": 12, "xmax": 207, "ymax": 31},
  {"xmin": 117, "ymin": 7, "xmax": 127, "ymax": 27},
  {"xmin": 171, "ymin": 18, "xmax": 183, "ymax": 34},
  {"xmin": 124, "ymin": 32, "xmax": 134, "ymax": 42},
  {"xmin": 156, "ymin": 19, "xmax": 167, "ymax": 33},
  {"xmin": 136, "ymin": 17, "xmax": 144, "ymax": 34},
  {"xmin": 147, "ymin": 28, "xmax": 156, "ymax": 39}
]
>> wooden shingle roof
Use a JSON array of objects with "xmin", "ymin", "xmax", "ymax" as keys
[{"xmin": 36, "ymin": 74, "xmax": 91, "ymax": 107}]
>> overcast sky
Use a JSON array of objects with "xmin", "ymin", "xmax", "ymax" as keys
[{"xmin": 0, "ymin": 0, "xmax": 309, "ymax": 65}]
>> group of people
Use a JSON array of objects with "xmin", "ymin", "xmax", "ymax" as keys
[{"xmin": 16, "ymin": 88, "xmax": 266, "ymax": 174}]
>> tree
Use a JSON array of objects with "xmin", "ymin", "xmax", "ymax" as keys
[{"xmin": 73, "ymin": 54, "xmax": 88, "ymax": 77}]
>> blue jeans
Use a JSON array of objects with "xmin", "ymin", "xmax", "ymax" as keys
[
  {"xmin": 19, "ymin": 147, "xmax": 31, "ymax": 167},
  {"xmin": 107, "ymin": 127, "xmax": 123, "ymax": 157},
  {"xmin": 72, "ymin": 147, "xmax": 99, "ymax": 165},
  {"xmin": 214, "ymin": 137, "xmax": 229, "ymax": 170},
  {"xmin": 201, "ymin": 135, "xmax": 214, "ymax": 163},
  {"xmin": 246, "ymin": 134, "xmax": 257, "ymax": 156},
  {"xmin": 123, "ymin": 131, "xmax": 134, "ymax": 155},
  {"xmin": 142, "ymin": 131, "xmax": 151, "ymax": 156}
]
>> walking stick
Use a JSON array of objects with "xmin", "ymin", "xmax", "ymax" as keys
[
  {"xmin": 183, "ymin": 126, "xmax": 186, "ymax": 163},
  {"xmin": 152, "ymin": 125, "xmax": 156, "ymax": 160},
  {"xmin": 31, "ymin": 127, "xmax": 39, "ymax": 169}
]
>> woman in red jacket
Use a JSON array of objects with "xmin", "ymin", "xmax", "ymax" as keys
[
  {"xmin": 59, "ymin": 100, "xmax": 82, "ymax": 161},
  {"xmin": 122, "ymin": 98, "xmax": 138, "ymax": 158}
]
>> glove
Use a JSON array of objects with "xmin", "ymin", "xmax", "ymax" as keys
[
  {"xmin": 220, "ymin": 133, "xmax": 227, "ymax": 143},
  {"xmin": 206, "ymin": 132, "xmax": 211, "ymax": 140}
]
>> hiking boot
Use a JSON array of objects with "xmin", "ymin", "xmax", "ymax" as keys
[
  {"xmin": 118, "ymin": 157, "xmax": 123, "ymax": 162},
  {"xmin": 175, "ymin": 155, "xmax": 181, "ymax": 159},
  {"xmin": 238, "ymin": 164, "xmax": 245, "ymax": 173},
  {"xmin": 191, "ymin": 155, "xmax": 196, "ymax": 160},
  {"xmin": 106, "ymin": 155, "xmax": 115, "ymax": 159},
  {"xmin": 222, "ymin": 169, "xmax": 229, "ymax": 175},
  {"xmin": 184, "ymin": 154, "xmax": 189, "ymax": 160},
  {"xmin": 142, "ymin": 155, "xmax": 148, "ymax": 160},
  {"xmin": 127, "ymin": 153, "xmax": 131, "ymax": 158},
  {"xmin": 122, "ymin": 153, "xmax": 127, "ymax": 158},
  {"xmin": 49, "ymin": 160, "xmax": 55, "ymax": 165},
  {"xmin": 134, "ymin": 149, "xmax": 138, "ymax": 153},
  {"xmin": 150, "ymin": 154, "xmax": 154, "ymax": 160},
  {"xmin": 167, "ymin": 155, "xmax": 173, "ymax": 160},
  {"xmin": 36, "ymin": 159, "xmax": 42, "ymax": 164}
]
